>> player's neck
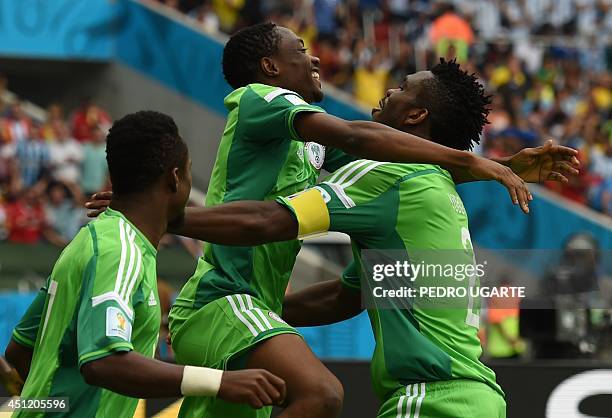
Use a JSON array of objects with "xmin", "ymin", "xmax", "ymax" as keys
[
  {"xmin": 403, "ymin": 125, "xmax": 431, "ymax": 141},
  {"xmin": 109, "ymin": 194, "xmax": 168, "ymax": 249}
]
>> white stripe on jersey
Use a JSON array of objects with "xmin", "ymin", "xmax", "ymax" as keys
[
  {"xmin": 92, "ymin": 291, "xmax": 134, "ymax": 320},
  {"xmin": 264, "ymin": 88, "xmax": 297, "ymax": 103},
  {"xmin": 119, "ymin": 223, "xmax": 137, "ymax": 300},
  {"xmin": 122, "ymin": 245, "xmax": 142, "ymax": 303},
  {"xmin": 325, "ymin": 182, "xmax": 355, "ymax": 208},
  {"xmin": 40, "ymin": 280, "xmax": 59, "ymax": 341},
  {"xmin": 323, "ymin": 161, "xmax": 387, "ymax": 208},
  {"xmin": 339, "ymin": 161, "xmax": 386, "ymax": 189},
  {"xmin": 325, "ymin": 159, "xmax": 366, "ymax": 183},
  {"xmin": 333, "ymin": 159, "xmax": 373, "ymax": 186},
  {"xmin": 114, "ymin": 219, "xmax": 128, "ymax": 294}
]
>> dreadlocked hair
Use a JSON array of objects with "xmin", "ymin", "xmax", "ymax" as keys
[
  {"xmin": 418, "ymin": 58, "xmax": 491, "ymax": 151},
  {"xmin": 222, "ymin": 22, "xmax": 282, "ymax": 89}
]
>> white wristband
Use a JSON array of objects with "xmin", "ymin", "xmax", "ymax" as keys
[{"xmin": 180, "ymin": 366, "xmax": 223, "ymax": 396}]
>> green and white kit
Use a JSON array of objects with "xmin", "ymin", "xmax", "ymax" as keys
[{"xmin": 13, "ymin": 208, "xmax": 160, "ymax": 418}]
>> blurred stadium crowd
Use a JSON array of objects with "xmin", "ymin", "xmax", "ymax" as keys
[
  {"xmin": 0, "ymin": 85, "xmax": 109, "ymax": 247},
  {"xmin": 0, "ymin": 80, "xmax": 203, "ymax": 253},
  {"xmin": 0, "ymin": 0, "xmax": 609, "ymax": 251},
  {"xmin": 158, "ymin": 0, "xmax": 612, "ymax": 216}
]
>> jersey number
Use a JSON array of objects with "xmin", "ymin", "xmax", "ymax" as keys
[{"xmin": 461, "ymin": 228, "xmax": 480, "ymax": 329}]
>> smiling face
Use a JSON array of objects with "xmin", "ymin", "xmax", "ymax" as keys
[
  {"xmin": 371, "ymin": 70, "xmax": 434, "ymax": 131},
  {"xmin": 266, "ymin": 27, "xmax": 323, "ymax": 103}
]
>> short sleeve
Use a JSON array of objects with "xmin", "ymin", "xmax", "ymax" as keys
[
  {"xmin": 340, "ymin": 261, "xmax": 362, "ymax": 290},
  {"xmin": 77, "ymin": 221, "xmax": 143, "ymax": 367},
  {"xmin": 240, "ymin": 87, "xmax": 325, "ymax": 144},
  {"xmin": 12, "ymin": 285, "xmax": 48, "ymax": 348}
]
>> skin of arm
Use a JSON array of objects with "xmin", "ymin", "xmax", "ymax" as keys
[
  {"xmin": 81, "ymin": 351, "xmax": 184, "ymax": 398},
  {"xmin": 294, "ymin": 112, "xmax": 475, "ymax": 170},
  {"xmin": 4, "ymin": 340, "xmax": 32, "ymax": 382},
  {"xmin": 282, "ymin": 280, "xmax": 363, "ymax": 327},
  {"xmin": 168, "ymin": 202, "xmax": 297, "ymax": 245}
]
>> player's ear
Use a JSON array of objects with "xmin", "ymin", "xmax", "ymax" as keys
[
  {"xmin": 261, "ymin": 57, "xmax": 280, "ymax": 78},
  {"xmin": 403, "ymin": 108, "xmax": 428, "ymax": 126},
  {"xmin": 168, "ymin": 167, "xmax": 180, "ymax": 193}
]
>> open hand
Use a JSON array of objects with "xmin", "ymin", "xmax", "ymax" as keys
[{"xmin": 506, "ymin": 140, "xmax": 580, "ymax": 183}]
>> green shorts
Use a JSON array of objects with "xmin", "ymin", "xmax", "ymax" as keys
[
  {"xmin": 377, "ymin": 379, "xmax": 506, "ymax": 418},
  {"xmin": 169, "ymin": 294, "xmax": 300, "ymax": 418}
]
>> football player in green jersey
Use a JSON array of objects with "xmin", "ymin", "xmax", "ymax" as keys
[
  {"xmin": 83, "ymin": 60, "xmax": 579, "ymax": 418},
  {"xmin": 4, "ymin": 111, "xmax": 286, "ymax": 418}
]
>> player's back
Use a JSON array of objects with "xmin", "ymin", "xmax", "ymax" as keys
[
  {"xmin": 320, "ymin": 160, "xmax": 501, "ymax": 399},
  {"xmin": 17, "ymin": 209, "xmax": 160, "ymax": 418}
]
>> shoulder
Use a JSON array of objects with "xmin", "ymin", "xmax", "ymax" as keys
[
  {"xmin": 54, "ymin": 226, "xmax": 95, "ymax": 269},
  {"xmin": 242, "ymin": 84, "xmax": 316, "ymax": 109},
  {"xmin": 87, "ymin": 215, "xmax": 129, "ymax": 257}
]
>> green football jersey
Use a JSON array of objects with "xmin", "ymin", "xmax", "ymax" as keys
[
  {"xmin": 172, "ymin": 83, "xmax": 354, "ymax": 319},
  {"xmin": 278, "ymin": 160, "xmax": 502, "ymax": 400},
  {"xmin": 12, "ymin": 208, "xmax": 160, "ymax": 418}
]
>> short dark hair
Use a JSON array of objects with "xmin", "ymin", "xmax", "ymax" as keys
[
  {"xmin": 106, "ymin": 111, "xmax": 188, "ymax": 195},
  {"xmin": 222, "ymin": 22, "xmax": 282, "ymax": 89},
  {"xmin": 418, "ymin": 58, "xmax": 491, "ymax": 151}
]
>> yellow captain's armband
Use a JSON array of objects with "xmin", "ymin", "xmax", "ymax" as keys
[{"xmin": 286, "ymin": 188, "xmax": 330, "ymax": 239}]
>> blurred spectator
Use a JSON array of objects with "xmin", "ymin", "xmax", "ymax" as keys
[
  {"xmin": 213, "ymin": 0, "xmax": 245, "ymax": 32},
  {"xmin": 5, "ymin": 187, "xmax": 50, "ymax": 245},
  {"xmin": 314, "ymin": 0, "xmax": 339, "ymax": 40},
  {"xmin": 41, "ymin": 104, "xmax": 67, "ymax": 141},
  {"xmin": 353, "ymin": 48, "xmax": 391, "ymax": 107},
  {"xmin": 0, "ymin": 197, "xmax": 7, "ymax": 241},
  {"xmin": 48, "ymin": 124, "xmax": 83, "ymax": 185},
  {"xmin": 1, "ymin": 102, "xmax": 31, "ymax": 144},
  {"xmin": 429, "ymin": 4, "xmax": 474, "ymax": 63},
  {"xmin": 236, "ymin": 0, "xmax": 264, "ymax": 28},
  {"xmin": 189, "ymin": 0, "xmax": 220, "ymax": 33},
  {"xmin": 486, "ymin": 277, "xmax": 526, "ymax": 359},
  {"xmin": 45, "ymin": 182, "xmax": 85, "ymax": 246},
  {"xmin": 80, "ymin": 124, "xmax": 109, "ymax": 196},
  {"xmin": 15, "ymin": 125, "xmax": 50, "ymax": 189},
  {"xmin": 71, "ymin": 98, "xmax": 111, "ymax": 142},
  {"xmin": 0, "ymin": 140, "xmax": 18, "ymax": 192}
]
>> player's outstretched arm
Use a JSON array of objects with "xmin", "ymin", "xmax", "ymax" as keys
[
  {"xmin": 86, "ymin": 194, "xmax": 297, "ymax": 245},
  {"xmin": 170, "ymin": 202, "xmax": 297, "ymax": 244},
  {"xmin": 81, "ymin": 351, "xmax": 286, "ymax": 408},
  {"xmin": 294, "ymin": 112, "xmax": 533, "ymax": 213},
  {"xmin": 282, "ymin": 280, "xmax": 362, "ymax": 327}
]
